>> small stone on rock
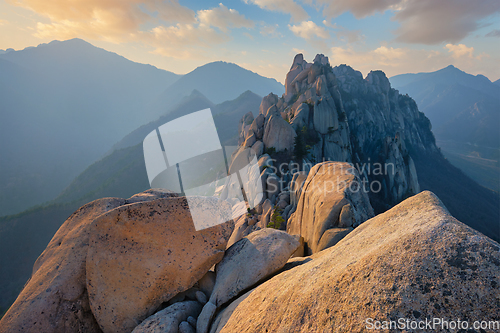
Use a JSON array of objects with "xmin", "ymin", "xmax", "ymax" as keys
[
  {"xmin": 179, "ymin": 321, "xmax": 195, "ymax": 333},
  {"xmin": 195, "ymin": 290, "xmax": 208, "ymax": 305}
]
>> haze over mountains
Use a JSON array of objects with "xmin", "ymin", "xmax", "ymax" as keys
[
  {"xmin": 0, "ymin": 38, "xmax": 283, "ymax": 216},
  {"xmin": 390, "ymin": 65, "xmax": 500, "ymax": 191},
  {"xmin": 390, "ymin": 65, "xmax": 500, "ymax": 148},
  {"xmin": 56, "ymin": 89, "xmax": 262, "ymax": 206}
]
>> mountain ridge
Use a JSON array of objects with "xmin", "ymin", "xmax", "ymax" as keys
[
  {"xmin": 146, "ymin": 60, "xmax": 284, "ymax": 116},
  {"xmin": 0, "ymin": 38, "xmax": 283, "ymax": 216},
  {"xmin": 389, "ymin": 64, "xmax": 500, "ymax": 191}
]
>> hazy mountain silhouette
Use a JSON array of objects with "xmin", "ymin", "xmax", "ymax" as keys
[
  {"xmin": 0, "ymin": 38, "xmax": 180, "ymax": 216},
  {"xmin": 0, "ymin": 39, "xmax": 283, "ymax": 216},
  {"xmin": 56, "ymin": 89, "xmax": 261, "ymax": 205},
  {"xmin": 494, "ymin": 79, "xmax": 500, "ymax": 87},
  {"xmin": 146, "ymin": 61, "xmax": 283, "ymax": 116},
  {"xmin": 390, "ymin": 65, "xmax": 500, "ymax": 148},
  {"xmin": 390, "ymin": 66, "xmax": 500, "ymax": 192},
  {"xmin": 114, "ymin": 89, "xmax": 262, "ymax": 152},
  {"xmin": 112, "ymin": 89, "xmax": 215, "ymax": 151}
]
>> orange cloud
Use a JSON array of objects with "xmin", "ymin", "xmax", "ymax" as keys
[
  {"xmin": 8, "ymin": 0, "xmax": 195, "ymax": 42},
  {"xmin": 198, "ymin": 3, "xmax": 254, "ymax": 33},
  {"xmin": 445, "ymin": 44, "xmax": 474, "ymax": 59}
]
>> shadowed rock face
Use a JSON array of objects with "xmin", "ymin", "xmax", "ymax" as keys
[
  {"xmin": 86, "ymin": 197, "xmax": 234, "ymax": 333},
  {"xmin": 216, "ymin": 191, "xmax": 500, "ymax": 333}
]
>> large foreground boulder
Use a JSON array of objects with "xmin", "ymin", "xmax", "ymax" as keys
[
  {"xmin": 86, "ymin": 197, "xmax": 234, "ymax": 333},
  {"xmin": 217, "ymin": 191, "xmax": 500, "ymax": 332},
  {"xmin": 0, "ymin": 198, "xmax": 126, "ymax": 333},
  {"xmin": 288, "ymin": 161, "xmax": 374, "ymax": 254},
  {"xmin": 0, "ymin": 190, "xmax": 177, "ymax": 333}
]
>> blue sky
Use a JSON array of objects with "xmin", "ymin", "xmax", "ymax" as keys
[{"xmin": 0, "ymin": 0, "xmax": 499, "ymax": 82}]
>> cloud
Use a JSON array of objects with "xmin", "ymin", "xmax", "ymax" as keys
[
  {"xmin": 289, "ymin": 21, "xmax": 329, "ymax": 39},
  {"xmin": 486, "ymin": 29, "xmax": 500, "ymax": 38},
  {"xmin": 151, "ymin": 24, "xmax": 227, "ymax": 48},
  {"xmin": 197, "ymin": 3, "xmax": 254, "ymax": 33},
  {"xmin": 146, "ymin": 4, "xmax": 254, "ymax": 60},
  {"xmin": 244, "ymin": 0, "xmax": 308, "ymax": 22},
  {"xmin": 321, "ymin": 20, "xmax": 364, "ymax": 43},
  {"xmin": 146, "ymin": 21, "xmax": 232, "ymax": 59},
  {"xmin": 310, "ymin": 0, "xmax": 500, "ymax": 44},
  {"xmin": 260, "ymin": 24, "xmax": 282, "ymax": 38},
  {"xmin": 330, "ymin": 45, "xmax": 410, "ymax": 71},
  {"xmin": 0, "ymin": 19, "xmax": 9, "ymax": 26},
  {"xmin": 8, "ymin": 0, "xmax": 254, "ymax": 60},
  {"xmin": 373, "ymin": 46, "xmax": 407, "ymax": 62},
  {"xmin": 322, "ymin": 20, "xmax": 338, "ymax": 29},
  {"xmin": 393, "ymin": 0, "xmax": 500, "ymax": 44},
  {"xmin": 8, "ymin": 0, "xmax": 196, "ymax": 42},
  {"xmin": 336, "ymin": 28, "xmax": 364, "ymax": 43},
  {"xmin": 445, "ymin": 44, "xmax": 474, "ymax": 59},
  {"xmin": 311, "ymin": 0, "xmax": 401, "ymax": 19}
]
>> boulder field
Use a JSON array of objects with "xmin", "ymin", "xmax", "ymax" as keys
[{"xmin": 1, "ymin": 187, "xmax": 498, "ymax": 333}]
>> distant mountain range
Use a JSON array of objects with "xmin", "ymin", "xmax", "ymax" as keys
[
  {"xmin": 0, "ymin": 38, "xmax": 283, "ymax": 216},
  {"xmin": 390, "ymin": 65, "xmax": 500, "ymax": 148},
  {"xmin": 148, "ymin": 61, "xmax": 283, "ymax": 108},
  {"xmin": 54, "ymin": 89, "xmax": 261, "ymax": 206},
  {"xmin": 390, "ymin": 65, "xmax": 500, "ymax": 192}
]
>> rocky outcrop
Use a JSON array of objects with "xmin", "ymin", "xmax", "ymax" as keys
[
  {"xmin": 86, "ymin": 197, "xmax": 234, "ymax": 333},
  {"xmin": 288, "ymin": 162, "xmax": 374, "ymax": 254},
  {"xmin": 262, "ymin": 114, "xmax": 296, "ymax": 152},
  {"xmin": 215, "ymin": 191, "xmax": 500, "ymax": 333},
  {"xmin": 235, "ymin": 54, "xmax": 438, "ymax": 216},
  {"xmin": 237, "ymin": 112, "xmax": 254, "ymax": 146},
  {"xmin": 197, "ymin": 229, "xmax": 299, "ymax": 333},
  {"xmin": 0, "ymin": 190, "xmax": 178, "ymax": 333}
]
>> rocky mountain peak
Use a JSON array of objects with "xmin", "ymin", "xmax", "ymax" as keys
[
  {"xmin": 366, "ymin": 70, "xmax": 391, "ymax": 94},
  {"xmin": 238, "ymin": 53, "xmax": 438, "ymax": 211},
  {"xmin": 312, "ymin": 53, "xmax": 329, "ymax": 65}
]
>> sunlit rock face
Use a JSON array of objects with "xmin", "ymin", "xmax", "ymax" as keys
[{"xmin": 214, "ymin": 192, "xmax": 500, "ymax": 333}]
